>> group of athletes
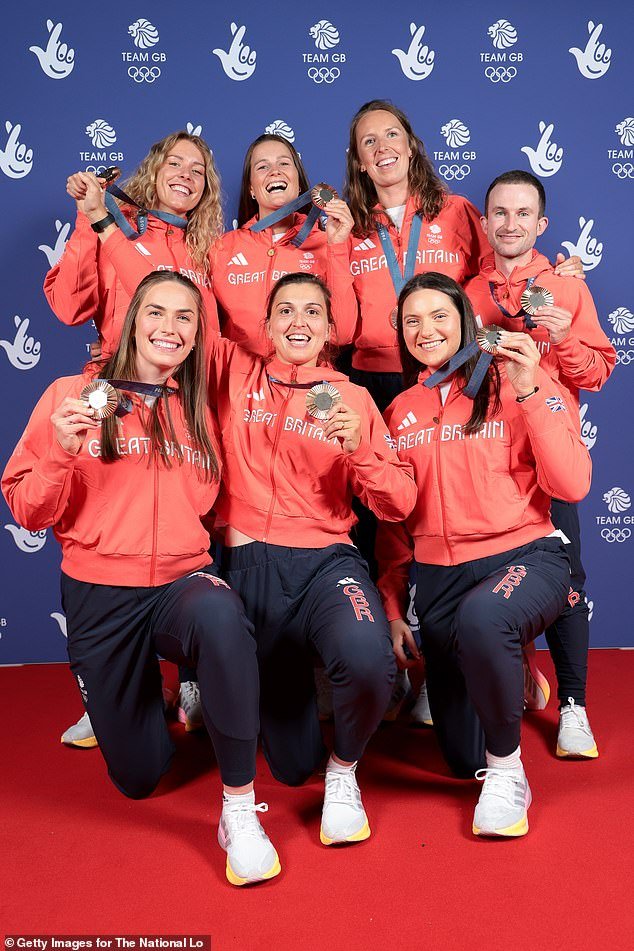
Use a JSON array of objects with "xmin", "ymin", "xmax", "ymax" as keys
[{"xmin": 2, "ymin": 100, "xmax": 615, "ymax": 887}]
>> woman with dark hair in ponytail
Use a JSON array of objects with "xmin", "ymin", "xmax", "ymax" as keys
[
  {"xmin": 3, "ymin": 272, "xmax": 280, "ymax": 888},
  {"xmin": 206, "ymin": 271, "xmax": 415, "ymax": 847},
  {"xmin": 211, "ymin": 133, "xmax": 356, "ymax": 356},
  {"xmin": 377, "ymin": 272, "xmax": 591, "ymax": 837}
]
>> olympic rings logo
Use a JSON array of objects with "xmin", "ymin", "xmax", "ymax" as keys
[
  {"xmin": 484, "ymin": 66, "xmax": 517, "ymax": 83},
  {"xmin": 439, "ymin": 164, "xmax": 471, "ymax": 181},
  {"xmin": 616, "ymin": 349, "xmax": 634, "ymax": 365},
  {"xmin": 600, "ymin": 528, "xmax": 631, "ymax": 543},
  {"xmin": 612, "ymin": 163, "xmax": 634, "ymax": 179},
  {"xmin": 127, "ymin": 66, "xmax": 161, "ymax": 83},
  {"xmin": 307, "ymin": 67, "xmax": 340, "ymax": 84},
  {"xmin": 85, "ymin": 165, "xmax": 107, "ymax": 175}
]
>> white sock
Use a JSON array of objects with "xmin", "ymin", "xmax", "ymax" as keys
[
  {"xmin": 327, "ymin": 755, "xmax": 357, "ymax": 774},
  {"xmin": 486, "ymin": 746, "xmax": 522, "ymax": 770},
  {"xmin": 222, "ymin": 789, "xmax": 255, "ymax": 806}
]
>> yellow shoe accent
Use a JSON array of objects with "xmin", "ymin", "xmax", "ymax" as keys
[
  {"xmin": 556, "ymin": 742, "xmax": 599, "ymax": 759},
  {"xmin": 225, "ymin": 852, "xmax": 281, "ymax": 887},
  {"xmin": 472, "ymin": 813, "xmax": 529, "ymax": 837},
  {"xmin": 320, "ymin": 819, "xmax": 371, "ymax": 846},
  {"xmin": 60, "ymin": 734, "xmax": 98, "ymax": 749}
]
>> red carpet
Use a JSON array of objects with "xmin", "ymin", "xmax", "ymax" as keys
[{"xmin": 2, "ymin": 652, "xmax": 633, "ymax": 950}]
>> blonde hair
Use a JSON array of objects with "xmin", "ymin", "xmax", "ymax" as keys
[{"xmin": 122, "ymin": 132, "xmax": 223, "ymax": 272}]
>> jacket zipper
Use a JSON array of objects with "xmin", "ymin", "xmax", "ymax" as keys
[
  {"xmin": 433, "ymin": 391, "xmax": 451, "ymax": 563},
  {"xmin": 262, "ymin": 365, "xmax": 297, "ymax": 542}
]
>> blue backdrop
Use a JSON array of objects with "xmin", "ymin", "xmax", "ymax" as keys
[{"xmin": 1, "ymin": 1, "xmax": 632, "ymax": 663}]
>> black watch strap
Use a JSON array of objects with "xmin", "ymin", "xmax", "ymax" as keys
[{"xmin": 90, "ymin": 213, "xmax": 116, "ymax": 233}]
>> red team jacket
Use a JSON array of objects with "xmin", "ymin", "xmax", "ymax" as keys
[
  {"xmin": 44, "ymin": 211, "xmax": 219, "ymax": 359},
  {"xmin": 377, "ymin": 366, "xmax": 592, "ymax": 621},
  {"xmin": 2, "ymin": 374, "xmax": 221, "ymax": 588},
  {"xmin": 207, "ymin": 339, "xmax": 416, "ymax": 548},
  {"xmin": 211, "ymin": 214, "xmax": 357, "ymax": 356},
  {"xmin": 466, "ymin": 252, "xmax": 615, "ymax": 411},
  {"xmin": 329, "ymin": 195, "xmax": 490, "ymax": 374}
]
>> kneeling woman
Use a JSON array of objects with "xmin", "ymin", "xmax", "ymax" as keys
[
  {"xmin": 208, "ymin": 272, "xmax": 416, "ymax": 844},
  {"xmin": 2, "ymin": 272, "xmax": 279, "ymax": 887},
  {"xmin": 377, "ymin": 273, "xmax": 591, "ymax": 836}
]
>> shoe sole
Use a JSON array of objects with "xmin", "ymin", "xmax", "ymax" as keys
[
  {"xmin": 472, "ymin": 812, "xmax": 529, "ymax": 837},
  {"xmin": 523, "ymin": 656, "xmax": 550, "ymax": 711},
  {"xmin": 225, "ymin": 853, "xmax": 281, "ymax": 887},
  {"xmin": 556, "ymin": 743, "xmax": 599, "ymax": 759},
  {"xmin": 320, "ymin": 820, "xmax": 371, "ymax": 846},
  {"xmin": 60, "ymin": 735, "xmax": 98, "ymax": 749},
  {"xmin": 177, "ymin": 708, "xmax": 203, "ymax": 732},
  {"xmin": 409, "ymin": 715, "xmax": 433, "ymax": 728}
]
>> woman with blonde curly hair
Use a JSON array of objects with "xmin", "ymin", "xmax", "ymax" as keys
[
  {"xmin": 45, "ymin": 130, "xmax": 223, "ymax": 362},
  {"xmin": 45, "ymin": 131, "xmax": 223, "ymax": 747}
]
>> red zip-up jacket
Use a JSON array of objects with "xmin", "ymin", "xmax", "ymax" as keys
[
  {"xmin": 207, "ymin": 339, "xmax": 416, "ymax": 547},
  {"xmin": 2, "ymin": 374, "xmax": 220, "ymax": 587},
  {"xmin": 211, "ymin": 214, "xmax": 357, "ymax": 356},
  {"xmin": 329, "ymin": 195, "xmax": 490, "ymax": 374},
  {"xmin": 376, "ymin": 366, "xmax": 591, "ymax": 620},
  {"xmin": 44, "ymin": 210, "xmax": 219, "ymax": 359},
  {"xmin": 465, "ymin": 252, "xmax": 615, "ymax": 410}
]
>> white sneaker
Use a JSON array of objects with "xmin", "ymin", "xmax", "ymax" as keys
[
  {"xmin": 557, "ymin": 698, "xmax": 599, "ymax": 758},
  {"xmin": 320, "ymin": 763, "xmax": 371, "ymax": 845},
  {"xmin": 473, "ymin": 766, "xmax": 532, "ymax": 837},
  {"xmin": 217, "ymin": 794, "xmax": 281, "ymax": 886},
  {"xmin": 60, "ymin": 711, "xmax": 98, "ymax": 749},
  {"xmin": 409, "ymin": 679, "xmax": 433, "ymax": 727},
  {"xmin": 177, "ymin": 681, "xmax": 204, "ymax": 732}
]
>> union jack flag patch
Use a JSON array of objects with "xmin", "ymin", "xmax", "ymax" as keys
[{"xmin": 545, "ymin": 396, "xmax": 566, "ymax": 413}]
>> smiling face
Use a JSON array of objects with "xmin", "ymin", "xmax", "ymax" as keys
[
  {"xmin": 249, "ymin": 140, "xmax": 301, "ymax": 218},
  {"xmin": 266, "ymin": 282, "xmax": 330, "ymax": 367},
  {"xmin": 134, "ymin": 280, "xmax": 199, "ymax": 383},
  {"xmin": 154, "ymin": 138, "xmax": 206, "ymax": 216},
  {"xmin": 482, "ymin": 182, "xmax": 548, "ymax": 266},
  {"xmin": 401, "ymin": 288, "xmax": 462, "ymax": 370},
  {"xmin": 354, "ymin": 109, "xmax": 412, "ymax": 197}
]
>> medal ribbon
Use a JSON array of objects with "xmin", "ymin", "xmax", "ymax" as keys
[
  {"xmin": 376, "ymin": 213, "xmax": 423, "ymax": 299},
  {"xmin": 250, "ymin": 190, "xmax": 325, "ymax": 248},
  {"xmin": 105, "ymin": 379, "xmax": 176, "ymax": 416},
  {"xmin": 267, "ymin": 375, "xmax": 329, "ymax": 389},
  {"xmin": 104, "ymin": 184, "xmax": 188, "ymax": 240},
  {"xmin": 488, "ymin": 276, "xmax": 537, "ymax": 330},
  {"xmin": 423, "ymin": 339, "xmax": 493, "ymax": 400}
]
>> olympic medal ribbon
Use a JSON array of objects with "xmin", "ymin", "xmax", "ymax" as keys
[
  {"xmin": 250, "ymin": 183, "xmax": 339, "ymax": 248},
  {"xmin": 104, "ymin": 183, "xmax": 188, "ymax": 241},
  {"xmin": 375, "ymin": 212, "xmax": 423, "ymax": 301},
  {"xmin": 423, "ymin": 326, "xmax": 503, "ymax": 400}
]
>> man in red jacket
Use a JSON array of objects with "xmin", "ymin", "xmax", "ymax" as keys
[{"xmin": 466, "ymin": 170, "xmax": 615, "ymax": 760}]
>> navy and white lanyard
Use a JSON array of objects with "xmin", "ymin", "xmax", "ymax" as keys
[
  {"xmin": 488, "ymin": 276, "xmax": 538, "ymax": 330},
  {"xmin": 104, "ymin": 184, "xmax": 188, "ymax": 241},
  {"xmin": 250, "ymin": 191, "xmax": 324, "ymax": 248},
  {"xmin": 375, "ymin": 212, "xmax": 423, "ymax": 299}
]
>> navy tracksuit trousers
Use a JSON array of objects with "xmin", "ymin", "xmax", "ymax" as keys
[
  {"xmin": 414, "ymin": 538, "xmax": 571, "ymax": 777},
  {"xmin": 222, "ymin": 542, "xmax": 396, "ymax": 786},
  {"xmin": 61, "ymin": 565, "xmax": 259, "ymax": 798}
]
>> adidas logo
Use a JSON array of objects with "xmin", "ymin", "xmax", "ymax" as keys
[
  {"xmin": 397, "ymin": 411, "xmax": 417, "ymax": 431},
  {"xmin": 337, "ymin": 577, "xmax": 359, "ymax": 586},
  {"xmin": 353, "ymin": 238, "xmax": 376, "ymax": 251},
  {"xmin": 135, "ymin": 243, "xmax": 151, "ymax": 256},
  {"xmin": 229, "ymin": 252, "xmax": 248, "ymax": 266},
  {"xmin": 247, "ymin": 389, "xmax": 265, "ymax": 401}
]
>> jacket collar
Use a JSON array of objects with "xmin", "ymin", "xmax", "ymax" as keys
[
  {"xmin": 480, "ymin": 250, "xmax": 552, "ymax": 286},
  {"xmin": 243, "ymin": 212, "xmax": 308, "ymax": 244},
  {"xmin": 266, "ymin": 356, "xmax": 349, "ymax": 385}
]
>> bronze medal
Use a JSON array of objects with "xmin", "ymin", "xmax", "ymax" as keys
[
  {"xmin": 310, "ymin": 183, "xmax": 338, "ymax": 209},
  {"xmin": 520, "ymin": 285, "xmax": 554, "ymax": 315},
  {"xmin": 80, "ymin": 380, "xmax": 119, "ymax": 420},
  {"xmin": 476, "ymin": 325, "xmax": 503, "ymax": 355},
  {"xmin": 97, "ymin": 166, "xmax": 121, "ymax": 186},
  {"xmin": 305, "ymin": 382, "xmax": 342, "ymax": 420},
  {"xmin": 389, "ymin": 307, "xmax": 399, "ymax": 330}
]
